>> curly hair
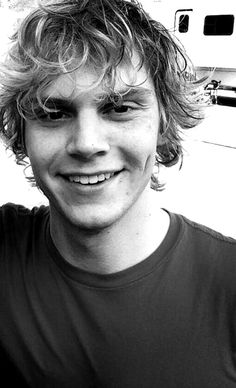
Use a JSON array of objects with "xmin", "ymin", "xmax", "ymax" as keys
[{"xmin": 0, "ymin": 0, "xmax": 204, "ymax": 190}]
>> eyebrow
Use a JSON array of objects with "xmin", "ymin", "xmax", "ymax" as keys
[
  {"xmin": 110, "ymin": 87, "xmax": 154, "ymax": 99},
  {"xmin": 40, "ymin": 86, "xmax": 155, "ymax": 109}
]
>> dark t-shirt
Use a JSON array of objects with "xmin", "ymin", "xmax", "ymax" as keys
[{"xmin": 0, "ymin": 203, "xmax": 236, "ymax": 387}]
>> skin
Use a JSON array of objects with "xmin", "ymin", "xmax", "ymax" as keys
[{"xmin": 25, "ymin": 54, "xmax": 170, "ymax": 274}]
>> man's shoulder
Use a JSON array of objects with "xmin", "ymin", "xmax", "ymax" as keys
[
  {"xmin": 0, "ymin": 202, "xmax": 49, "ymax": 214},
  {"xmin": 169, "ymin": 211, "xmax": 236, "ymax": 292},
  {"xmin": 177, "ymin": 213, "xmax": 236, "ymax": 251},
  {"xmin": 0, "ymin": 202, "xmax": 49, "ymax": 230},
  {"xmin": 167, "ymin": 209, "xmax": 236, "ymax": 269}
]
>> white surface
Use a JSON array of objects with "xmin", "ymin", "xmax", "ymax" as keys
[
  {"xmin": 158, "ymin": 105, "xmax": 236, "ymax": 238},
  {"xmin": 0, "ymin": 146, "xmax": 47, "ymax": 208}
]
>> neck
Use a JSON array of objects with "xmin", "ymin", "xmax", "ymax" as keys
[{"xmin": 50, "ymin": 190, "xmax": 170, "ymax": 274}]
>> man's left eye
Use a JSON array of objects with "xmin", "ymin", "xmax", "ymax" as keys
[
  {"xmin": 102, "ymin": 103, "xmax": 133, "ymax": 115},
  {"xmin": 113, "ymin": 105, "xmax": 131, "ymax": 113}
]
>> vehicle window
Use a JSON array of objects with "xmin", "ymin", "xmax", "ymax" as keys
[
  {"xmin": 204, "ymin": 14, "xmax": 234, "ymax": 35},
  {"xmin": 178, "ymin": 14, "xmax": 189, "ymax": 33}
]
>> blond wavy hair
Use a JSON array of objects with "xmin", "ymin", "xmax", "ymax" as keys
[{"xmin": 0, "ymin": 0, "xmax": 204, "ymax": 190}]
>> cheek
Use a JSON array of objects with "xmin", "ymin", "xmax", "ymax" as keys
[
  {"xmin": 25, "ymin": 126, "xmax": 61, "ymax": 169},
  {"xmin": 26, "ymin": 140, "xmax": 48, "ymax": 171},
  {"xmin": 25, "ymin": 125, "xmax": 43, "ymax": 160},
  {"xmin": 122, "ymin": 121, "xmax": 158, "ymax": 169}
]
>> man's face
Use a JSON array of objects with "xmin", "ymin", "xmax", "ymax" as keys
[{"xmin": 25, "ymin": 55, "xmax": 160, "ymax": 230}]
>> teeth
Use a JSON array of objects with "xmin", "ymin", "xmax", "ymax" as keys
[
  {"xmin": 68, "ymin": 172, "xmax": 115, "ymax": 185},
  {"xmin": 80, "ymin": 176, "xmax": 89, "ymax": 184},
  {"xmin": 88, "ymin": 175, "xmax": 98, "ymax": 184}
]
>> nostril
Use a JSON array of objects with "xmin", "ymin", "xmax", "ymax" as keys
[{"xmin": 66, "ymin": 135, "xmax": 110, "ymax": 157}]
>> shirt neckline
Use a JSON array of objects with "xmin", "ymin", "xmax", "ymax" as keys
[{"xmin": 45, "ymin": 209, "xmax": 183, "ymax": 289}]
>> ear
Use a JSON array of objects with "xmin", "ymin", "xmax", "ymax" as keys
[
  {"xmin": 156, "ymin": 110, "xmax": 167, "ymax": 147},
  {"xmin": 157, "ymin": 130, "xmax": 166, "ymax": 147},
  {"xmin": 20, "ymin": 118, "xmax": 28, "ymax": 156}
]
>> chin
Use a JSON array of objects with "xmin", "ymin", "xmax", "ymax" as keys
[
  {"xmin": 54, "ymin": 203, "xmax": 125, "ymax": 233},
  {"xmin": 71, "ymin": 215, "xmax": 114, "ymax": 232}
]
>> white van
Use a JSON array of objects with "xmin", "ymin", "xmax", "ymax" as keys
[{"xmin": 143, "ymin": 0, "xmax": 236, "ymax": 105}]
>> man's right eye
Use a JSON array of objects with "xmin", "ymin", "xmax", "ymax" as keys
[
  {"xmin": 28, "ymin": 110, "xmax": 72, "ymax": 123},
  {"xmin": 37, "ymin": 110, "xmax": 69, "ymax": 121}
]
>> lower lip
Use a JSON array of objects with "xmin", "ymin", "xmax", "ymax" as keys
[{"xmin": 61, "ymin": 171, "xmax": 123, "ymax": 192}]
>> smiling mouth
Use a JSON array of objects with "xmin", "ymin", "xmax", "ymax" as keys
[{"xmin": 64, "ymin": 171, "xmax": 121, "ymax": 186}]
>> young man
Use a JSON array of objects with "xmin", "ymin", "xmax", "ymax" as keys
[{"xmin": 0, "ymin": 1, "xmax": 235, "ymax": 387}]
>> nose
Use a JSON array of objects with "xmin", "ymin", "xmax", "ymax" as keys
[{"xmin": 66, "ymin": 109, "xmax": 110, "ymax": 159}]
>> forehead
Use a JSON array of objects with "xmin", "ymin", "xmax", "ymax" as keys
[{"xmin": 43, "ymin": 53, "xmax": 155, "ymax": 100}]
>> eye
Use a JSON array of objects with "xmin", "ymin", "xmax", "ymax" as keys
[
  {"xmin": 112, "ymin": 105, "xmax": 131, "ymax": 113},
  {"xmin": 37, "ymin": 110, "xmax": 71, "ymax": 122},
  {"xmin": 48, "ymin": 111, "xmax": 65, "ymax": 120},
  {"xmin": 102, "ymin": 102, "xmax": 134, "ymax": 115}
]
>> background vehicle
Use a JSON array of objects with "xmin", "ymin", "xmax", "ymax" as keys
[{"xmin": 144, "ymin": 0, "xmax": 236, "ymax": 105}]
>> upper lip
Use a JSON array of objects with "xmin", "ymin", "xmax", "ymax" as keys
[{"xmin": 60, "ymin": 170, "xmax": 121, "ymax": 177}]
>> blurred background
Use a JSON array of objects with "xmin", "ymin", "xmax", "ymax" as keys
[{"xmin": 0, "ymin": 0, "xmax": 236, "ymax": 238}]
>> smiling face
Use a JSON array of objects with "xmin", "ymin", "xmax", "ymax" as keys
[{"xmin": 25, "ymin": 56, "xmax": 160, "ymax": 231}]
